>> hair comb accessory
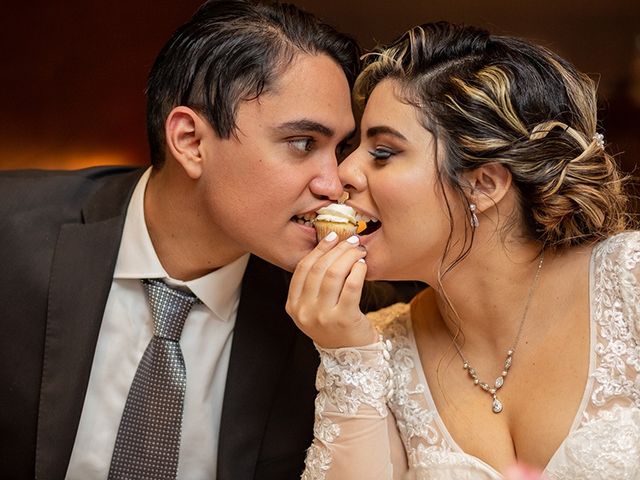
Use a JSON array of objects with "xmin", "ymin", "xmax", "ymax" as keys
[
  {"xmin": 530, "ymin": 121, "xmax": 589, "ymax": 150},
  {"xmin": 593, "ymin": 132, "xmax": 605, "ymax": 149}
]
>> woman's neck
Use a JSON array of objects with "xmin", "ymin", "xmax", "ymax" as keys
[{"xmin": 421, "ymin": 235, "xmax": 545, "ymax": 353}]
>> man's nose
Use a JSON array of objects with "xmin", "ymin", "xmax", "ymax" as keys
[{"xmin": 309, "ymin": 160, "xmax": 343, "ymax": 200}]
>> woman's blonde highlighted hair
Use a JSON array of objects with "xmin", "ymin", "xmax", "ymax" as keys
[{"xmin": 355, "ymin": 22, "xmax": 631, "ymax": 248}]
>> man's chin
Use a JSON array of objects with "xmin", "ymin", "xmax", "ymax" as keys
[
  {"xmin": 276, "ymin": 251, "xmax": 308, "ymax": 273},
  {"xmin": 252, "ymin": 247, "xmax": 309, "ymax": 273},
  {"xmin": 251, "ymin": 226, "xmax": 316, "ymax": 271}
]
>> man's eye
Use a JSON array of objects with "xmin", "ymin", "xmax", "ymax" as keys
[{"xmin": 288, "ymin": 138, "xmax": 314, "ymax": 153}]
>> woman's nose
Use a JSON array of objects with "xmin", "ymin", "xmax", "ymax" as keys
[{"xmin": 339, "ymin": 149, "xmax": 367, "ymax": 193}]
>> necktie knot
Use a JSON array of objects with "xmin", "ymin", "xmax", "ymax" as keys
[{"xmin": 142, "ymin": 279, "xmax": 200, "ymax": 342}]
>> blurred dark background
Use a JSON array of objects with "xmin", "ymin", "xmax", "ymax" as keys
[{"xmin": 0, "ymin": 0, "xmax": 638, "ymax": 187}]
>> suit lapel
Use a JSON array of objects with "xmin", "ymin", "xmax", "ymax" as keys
[
  {"xmin": 216, "ymin": 256, "xmax": 297, "ymax": 480},
  {"xmin": 35, "ymin": 169, "xmax": 142, "ymax": 480}
]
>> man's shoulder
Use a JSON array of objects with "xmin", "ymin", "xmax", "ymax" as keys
[
  {"xmin": 0, "ymin": 165, "xmax": 141, "ymax": 191},
  {"xmin": 0, "ymin": 165, "xmax": 144, "ymax": 251},
  {"xmin": 0, "ymin": 165, "xmax": 143, "ymax": 213}
]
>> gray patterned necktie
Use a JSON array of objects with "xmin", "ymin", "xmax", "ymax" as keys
[{"xmin": 108, "ymin": 279, "xmax": 200, "ymax": 480}]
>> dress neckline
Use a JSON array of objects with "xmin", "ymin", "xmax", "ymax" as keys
[{"xmin": 403, "ymin": 243, "xmax": 600, "ymax": 476}]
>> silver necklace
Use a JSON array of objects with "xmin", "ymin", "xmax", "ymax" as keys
[{"xmin": 450, "ymin": 251, "xmax": 544, "ymax": 414}]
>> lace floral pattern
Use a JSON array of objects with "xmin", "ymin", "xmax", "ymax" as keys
[
  {"xmin": 589, "ymin": 232, "xmax": 640, "ymax": 410},
  {"xmin": 384, "ymin": 232, "xmax": 640, "ymax": 478},
  {"xmin": 377, "ymin": 308, "xmax": 447, "ymax": 466},
  {"xmin": 546, "ymin": 405, "xmax": 640, "ymax": 479},
  {"xmin": 412, "ymin": 444, "xmax": 497, "ymax": 479},
  {"xmin": 302, "ymin": 441, "xmax": 333, "ymax": 480},
  {"xmin": 315, "ymin": 342, "xmax": 392, "ymax": 417},
  {"xmin": 378, "ymin": 233, "xmax": 640, "ymax": 477},
  {"xmin": 542, "ymin": 232, "xmax": 640, "ymax": 478},
  {"xmin": 303, "ymin": 232, "xmax": 640, "ymax": 479},
  {"xmin": 302, "ymin": 340, "xmax": 393, "ymax": 479},
  {"xmin": 302, "ymin": 395, "xmax": 343, "ymax": 479}
]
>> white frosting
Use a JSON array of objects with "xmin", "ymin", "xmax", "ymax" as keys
[{"xmin": 315, "ymin": 204, "xmax": 357, "ymax": 225}]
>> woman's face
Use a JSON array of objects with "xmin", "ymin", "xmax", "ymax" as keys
[{"xmin": 340, "ymin": 80, "xmax": 465, "ymax": 281}]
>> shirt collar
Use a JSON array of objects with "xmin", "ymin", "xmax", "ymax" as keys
[{"xmin": 113, "ymin": 167, "xmax": 249, "ymax": 322}]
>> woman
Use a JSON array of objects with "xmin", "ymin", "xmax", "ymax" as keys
[{"xmin": 286, "ymin": 22, "xmax": 640, "ymax": 479}]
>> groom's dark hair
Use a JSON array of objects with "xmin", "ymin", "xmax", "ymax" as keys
[{"xmin": 146, "ymin": 0, "xmax": 361, "ymax": 167}]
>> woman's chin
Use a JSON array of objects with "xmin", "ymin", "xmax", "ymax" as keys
[
  {"xmin": 364, "ymin": 258, "xmax": 422, "ymax": 282},
  {"xmin": 364, "ymin": 262, "xmax": 400, "ymax": 282}
]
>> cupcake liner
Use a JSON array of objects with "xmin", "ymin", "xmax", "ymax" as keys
[{"xmin": 314, "ymin": 221, "xmax": 357, "ymax": 243}]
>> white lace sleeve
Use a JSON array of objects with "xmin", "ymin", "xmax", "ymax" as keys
[{"xmin": 301, "ymin": 338, "xmax": 396, "ymax": 480}]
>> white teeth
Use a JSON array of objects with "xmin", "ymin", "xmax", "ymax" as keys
[
  {"xmin": 295, "ymin": 213, "xmax": 317, "ymax": 222},
  {"xmin": 355, "ymin": 214, "xmax": 379, "ymax": 223},
  {"xmin": 293, "ymin": 215, "xmax": 314, "ymax": 227}
]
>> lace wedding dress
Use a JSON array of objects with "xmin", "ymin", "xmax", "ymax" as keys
[{"xmin": 302, "ymin": 232, "xmax": 640, "ymax": 479}]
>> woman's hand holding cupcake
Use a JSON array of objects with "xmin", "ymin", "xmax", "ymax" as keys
[{"xmin": 286, "ymin": 230, "xmax": 378, "ymax": 349}]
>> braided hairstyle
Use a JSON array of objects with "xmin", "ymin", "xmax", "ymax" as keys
[{"xmin": 355, "ymin": 22, "xmax": 630, "ymax": 249}]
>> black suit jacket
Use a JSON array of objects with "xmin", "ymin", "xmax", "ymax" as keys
[{"xmin": 0, "ymin": 167, "xmax": 420, "ymax": 479}]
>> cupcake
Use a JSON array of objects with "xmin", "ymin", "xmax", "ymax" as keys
[{"xmin": 314, "ymin": 203, "xmax": 359, "ymax": 242}]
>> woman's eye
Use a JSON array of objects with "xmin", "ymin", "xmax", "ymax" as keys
[
  {"xmin": 368, "ymin": 147, "xmax": 395, "ymax": 162},
  {"xmin": 288, "ymin": 138, "xmax": 314, "ymax": 153}
]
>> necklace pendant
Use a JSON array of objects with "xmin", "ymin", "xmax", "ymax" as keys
[{"xmin": 491, "ymin": 395, "xmax": 503, "ymax": 414}]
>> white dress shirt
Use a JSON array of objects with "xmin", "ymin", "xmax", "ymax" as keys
[{"xmin": 66, "ymin": 168, "xmax": 250, "ymax": 479}]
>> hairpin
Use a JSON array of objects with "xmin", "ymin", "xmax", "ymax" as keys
[{"xmin": 593, "ymin": 132, "xmax": 605, "ymax": 149}]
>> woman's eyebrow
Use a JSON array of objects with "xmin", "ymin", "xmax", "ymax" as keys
[{"xmin": 366, "ymin": 125, "xmax": 407, "ymax": 141}]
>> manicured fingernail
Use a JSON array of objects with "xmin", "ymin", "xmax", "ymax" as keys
[
  {"xmin": 324, "ymin": 231, "xmax": 338, "ymax": 242},
  {"xmin": 346, "ymin": 235, "xmax": 359, "ymax": 245},
  {"xmin": 357, "ymin": 258, "xmax": 366, "ymax": 263}
]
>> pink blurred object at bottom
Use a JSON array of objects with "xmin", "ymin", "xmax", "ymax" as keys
[{"xmin": 504, "ymin": 463, "xmax": 546, "ymax": 480}]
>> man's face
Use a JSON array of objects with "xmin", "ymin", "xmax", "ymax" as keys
[{"xmin": 197, "ymin": 53, "xmax": 355, "ymax": 271}]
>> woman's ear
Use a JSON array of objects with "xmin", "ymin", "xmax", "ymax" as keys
[
  {"xmin": 461, "ymin": 162, "xmax": 512, "ymax": 212},
  {"xmin": 164, "ymin": 106, "xmax": 207, "ymax": 179}
]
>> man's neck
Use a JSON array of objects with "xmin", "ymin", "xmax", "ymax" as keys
[{"xmin": 144, "ymin": 166, "xmax": 247, "ymax": 281}]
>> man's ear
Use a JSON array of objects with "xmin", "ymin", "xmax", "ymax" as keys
[
  {"xmin": 461, "ymin": 162, "xmax": 512, "ymax": 212},
  {"xmin": 165, "ymin": 106, "xmax": 208, "ymax": 179}
]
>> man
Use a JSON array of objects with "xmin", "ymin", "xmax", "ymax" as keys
[{"xmin": 0, "ymin": 1, "xmax": 417, "ymax": 479}]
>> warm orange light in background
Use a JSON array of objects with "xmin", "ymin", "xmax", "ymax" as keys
[
  {"xmin": 0, "ymin": 0, "xmax": 638, "ymax": 177},
  {"xmin": 0, "ymin": 149, "xmax": 142, "ymax": 171}
]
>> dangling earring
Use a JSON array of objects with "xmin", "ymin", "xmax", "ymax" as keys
[{"xmin": 469, "ymin": 203, "xmax": 479, "ymax": 228}]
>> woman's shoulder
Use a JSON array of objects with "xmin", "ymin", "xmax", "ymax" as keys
[
  {"xmin": 593, "ymin": 230, "xmax": 640, "ymax": 265},
  {"xmin": 591, "ymin": 230, "xmax": 640, "ymax": 344}
]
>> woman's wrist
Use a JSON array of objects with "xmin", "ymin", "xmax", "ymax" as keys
[{"xmin": 315, "ymin": 335, "xmax": 394, "ymax": 417}]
